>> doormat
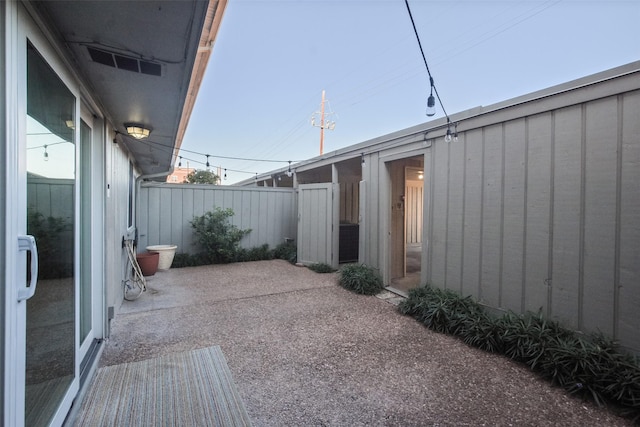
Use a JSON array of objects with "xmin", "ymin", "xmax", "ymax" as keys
[{"xmin": 72, "ymin": 346, "xmax": 251, "ymax": 426}]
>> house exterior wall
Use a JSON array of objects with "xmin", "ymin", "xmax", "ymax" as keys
[
  {"xmin": 104, "ymin": 137, "xmax": 137, "ymax": 319},
  {"xmin": 138, "ymin": 183, "xmax": 297, "ymax": 255},
  {"xmin": 423, "ymin": 85, "xmax": 640, "ymax": 353}
]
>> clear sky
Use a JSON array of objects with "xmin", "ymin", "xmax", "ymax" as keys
[{"xmin": 181, "ymin": 0, "xmax": 639, "ymax": 184}]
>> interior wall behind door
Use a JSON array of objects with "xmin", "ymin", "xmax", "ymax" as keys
[{"xmin": 388, "ymin": 157, "xmax": 423, "ymax": 281}]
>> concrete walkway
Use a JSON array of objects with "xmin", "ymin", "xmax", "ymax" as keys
[{"xmin": 101, "ymin": 260, "xmax": 631, "ymax": 426}]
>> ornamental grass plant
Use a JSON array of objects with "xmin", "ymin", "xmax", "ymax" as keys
[
  {"xmin": 338, "ymin": 264, "xmax": 383, "ymax": 295},
  {"xmin": 399, "ymin": 285, "xmax": 640, "ymax": 422}
]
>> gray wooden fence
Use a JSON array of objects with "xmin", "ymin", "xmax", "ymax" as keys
[{"xmin": 137, "ymin": 183, "xmax": 297, "ymax": 255}]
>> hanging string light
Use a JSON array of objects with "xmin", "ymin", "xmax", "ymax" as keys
[
  {"xmin": 224, "ymin": 168, "xmax": 227, "ymax": 180},
  {"xmin": 426, "ymin": 77, "xmax": 436, "ymax": 117},
  {"xmin": 361, "ymin": 152, "xmax": 366, "ymax": 167},
  {"xmin": 285, "ymin": 161, "xmax": 293, "ymax": 178},
  {"xmin": 404, "ymin": 0, "xmax": 459, "ymax": 142},
  {"xmin": 444, "ymin": 120, "xmax": 460, "ymax": 143},
  {"xmin": 43, "ymin": 145, "xmax": 49, "ymax": 161},
  {"xmin": 205, "ymin": 154, "xmax": 210, "ymax": 169},
  {"xmin": 178, "ymin": 156, "xmax": 182, "ymax": 167}
]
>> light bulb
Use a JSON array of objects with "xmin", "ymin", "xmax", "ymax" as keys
[
  {"xmin": 444, "ymin": 129, "xmax": 452, "ymax": 143},
  {"xmin": 43, "ymin": 146, "xmax": 49, "ymax": 161},
  {"xmin": 426, "ymin": 94, "xmax": 436, "ymax": 117}
]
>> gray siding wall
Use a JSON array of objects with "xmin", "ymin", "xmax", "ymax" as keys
[
  {"xmin": 138, "ymin": 183, "xmax": 297, "ymax": 255},
  {"xmin": 424, "ymin": 89, "xmax": 640, "ymax": 353},
  {"xmin": 104, "ymin": 140, "xmax": 135, "ymax": 317}
]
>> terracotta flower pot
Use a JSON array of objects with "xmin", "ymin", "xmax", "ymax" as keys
[{"xmin": 136, "ymin": 251, "xmax": 160, "ymax": 276}]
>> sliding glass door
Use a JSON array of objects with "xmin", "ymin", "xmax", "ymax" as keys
[{"xmin": 24, "ymin": 40, "xmax": 77, "ymax": 427}]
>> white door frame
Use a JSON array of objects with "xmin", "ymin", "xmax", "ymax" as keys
[{"xmin": 5, "ymin": 5, "xmax": 81, "ymax": 425}]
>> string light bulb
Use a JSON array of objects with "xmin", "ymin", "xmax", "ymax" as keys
[
  {"xmin": 426, "ymin": 77, "xmax": 436, "ymax": 117},
  {"xmin": 178, "ymin": 156, "xmax": 182, "ymax": 167},
  {"xmin": 43, "ymin": 145, "xmax": 49, "ymax": 161},
  {"xmin": 205, "ymin": 155, "xmax": 210, "ymax": 169},
  {"xmin": 285, "ymin": 161, "xmax": 293, "ymax": 178},
  {"xmin": 224, "ymin": 169, "xmax": 227, "ymax": 180},
  {"xmin": 444, "ymin": 119, "xmax": 453, "ymax": 142},
  {"xmin": 361, "ymin": 152, "xmax": 366, "ymax": 167}
]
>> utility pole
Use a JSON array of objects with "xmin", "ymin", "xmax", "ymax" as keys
[{"xmin": 311, "ymin": 89, "xmax": 336, "ymax": 155}]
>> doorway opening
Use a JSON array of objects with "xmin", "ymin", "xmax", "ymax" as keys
[{"xmin": 388, "ymin": 156, "xmax": 424, "ymax": 292}]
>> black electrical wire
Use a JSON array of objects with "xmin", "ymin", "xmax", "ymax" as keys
[
  {"xmin": 404, "ymin": 0, "xmax": 450, "ymax": 120},
  {"xmin": 116, "ymin": 131, "xmax": 298, "ymax": 175}
]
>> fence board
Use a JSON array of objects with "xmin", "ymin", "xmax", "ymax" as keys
[{"xmin": 140, "ymin": 183, "xmax": 296, "ymax": 254}]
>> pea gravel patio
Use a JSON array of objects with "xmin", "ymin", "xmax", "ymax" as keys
[{"xmin": 96, "ymin": 260, "xmax": 632, "ymax": 426}]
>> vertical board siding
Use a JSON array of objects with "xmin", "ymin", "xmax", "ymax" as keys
[
  {"xmin": 139, "ymin": 184, "xmax": 296, "ymax": 254},
  {"xmin": 405, "ymin": 182, "xmax": 423, "ymax": 244},
  {"xmin": 524, "ymin": 113, "xmax": 552, "ymax": 314},
  {"xmin": 501, "ymin": 119, "xmax": 526, "ymax": 312},
  {"xmin": 431, "ymin": 142, "xmax": 448, "ymax": 286},
  {"xmin": 461, "ymin": 129, "xmax": 483, "ymax": 297},
  {"xmin": 340, "ymin": 181, "xmax": 359, "ymax": 224},
  {"xmin": 447, "ymin": 135, "xmax": 465, "ymax": 294},
  {"xmin": 582, "ymin": 97, "xmax": 618, "ymax": 336},
  {"xmin": 551, "ymin": 105, "xmax": 583, "ymax": 329},
  {"xmin": 297, "ymin": 183, "xmax": 333, "ymax": 265},
  {"xmin": 481, "ymin": 124, "xmax": 503, "ymax": 306},
  {"xmin": 425, "ymin": 88, "xmax": 640, "ymax": 353},
  {"xmin": 619, "ymin": 91, "xmax": 640, "ymax": 351}
]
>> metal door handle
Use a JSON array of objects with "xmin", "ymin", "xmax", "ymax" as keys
[{"xmin": 18, "ymin": 235, "xmax": 38, "ymax": 301}]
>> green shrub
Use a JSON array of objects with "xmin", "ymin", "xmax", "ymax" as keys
[
  {"xmin": 274, "ymin": 241, "xmax": 297, "ymax": 264},
  {"xmin": 399, "ymin": 284, "xmax": 640, "ymax": 421},
  {"xmin": 308, "ymin": 263, "xmax": 335, "ymax": 273},
  {"xmin": 190, "ymin": 208, "xmax": 251, "ymax": 263},
  {"xmin": 338, "ymin": 264, "xmax": 383, "ymax": 295},
  {"xmin": 171, "ymin": 252, "xmax": 210, "ymax": 268},
  {"xmin": 236, "ymin": 244, "xmax": 274, "ymax": 262}
]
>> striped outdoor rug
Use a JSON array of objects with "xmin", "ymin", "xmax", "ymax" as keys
[{"xmin": 73, "ymin": 346, "xmax": 251, "ymax": 426}]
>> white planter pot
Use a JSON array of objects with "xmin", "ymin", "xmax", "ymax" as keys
[{"xmin": 146, "ymin": 245, "xmax": 177, "ymax": 270}]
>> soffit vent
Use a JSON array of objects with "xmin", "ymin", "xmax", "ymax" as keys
[{"xmin": 87, "ymin": 46, "xmax": 162, "ymax": 77}]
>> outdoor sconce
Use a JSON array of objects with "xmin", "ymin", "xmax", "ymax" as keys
[{"xmin": 125, "ymin": 123, "xmax": 151, "ymax": 139}]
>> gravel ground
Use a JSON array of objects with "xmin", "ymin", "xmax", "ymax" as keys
[{"xmin": 101, "ymin": 260, "xmax": 633, "ymax": 426}]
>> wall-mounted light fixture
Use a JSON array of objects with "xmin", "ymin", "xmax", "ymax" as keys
[
  {"xmin": 65, "ymin": 120, "xmax": 75, "ymax": 129},
  {"xmin": 125, "ymin": 123, "xmax": 151, "ymax": 139}
]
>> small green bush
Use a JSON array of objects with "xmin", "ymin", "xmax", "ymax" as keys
[
  {"xmin": 191, "ymin": 208, "xmax": 251, "ymax": 263},
  {"xmin": 399, "ymin": 284, "xmax": 640, "ymax": 421},
  {"xmin": 338, "ymin": 264, "xmax": 383, "ymax": 295},
  {"xmin": 171, "ymin": 252, "xmax": 210, "ymax": 268},
  {"xmin": 236, "ymin": 244, "xmax": 274, "ymax": 262},
  {"xmin": 308, "ymin": 263, "xmax": 335, "ymax": 273},
  {"xmin": 273, "ymin": 241, "xmax": 297, "ymax": 264}
]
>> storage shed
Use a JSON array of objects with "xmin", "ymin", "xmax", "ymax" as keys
[{"xmin": 249, "ymin": 61, "xmax": 640, "ymax": 354}]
